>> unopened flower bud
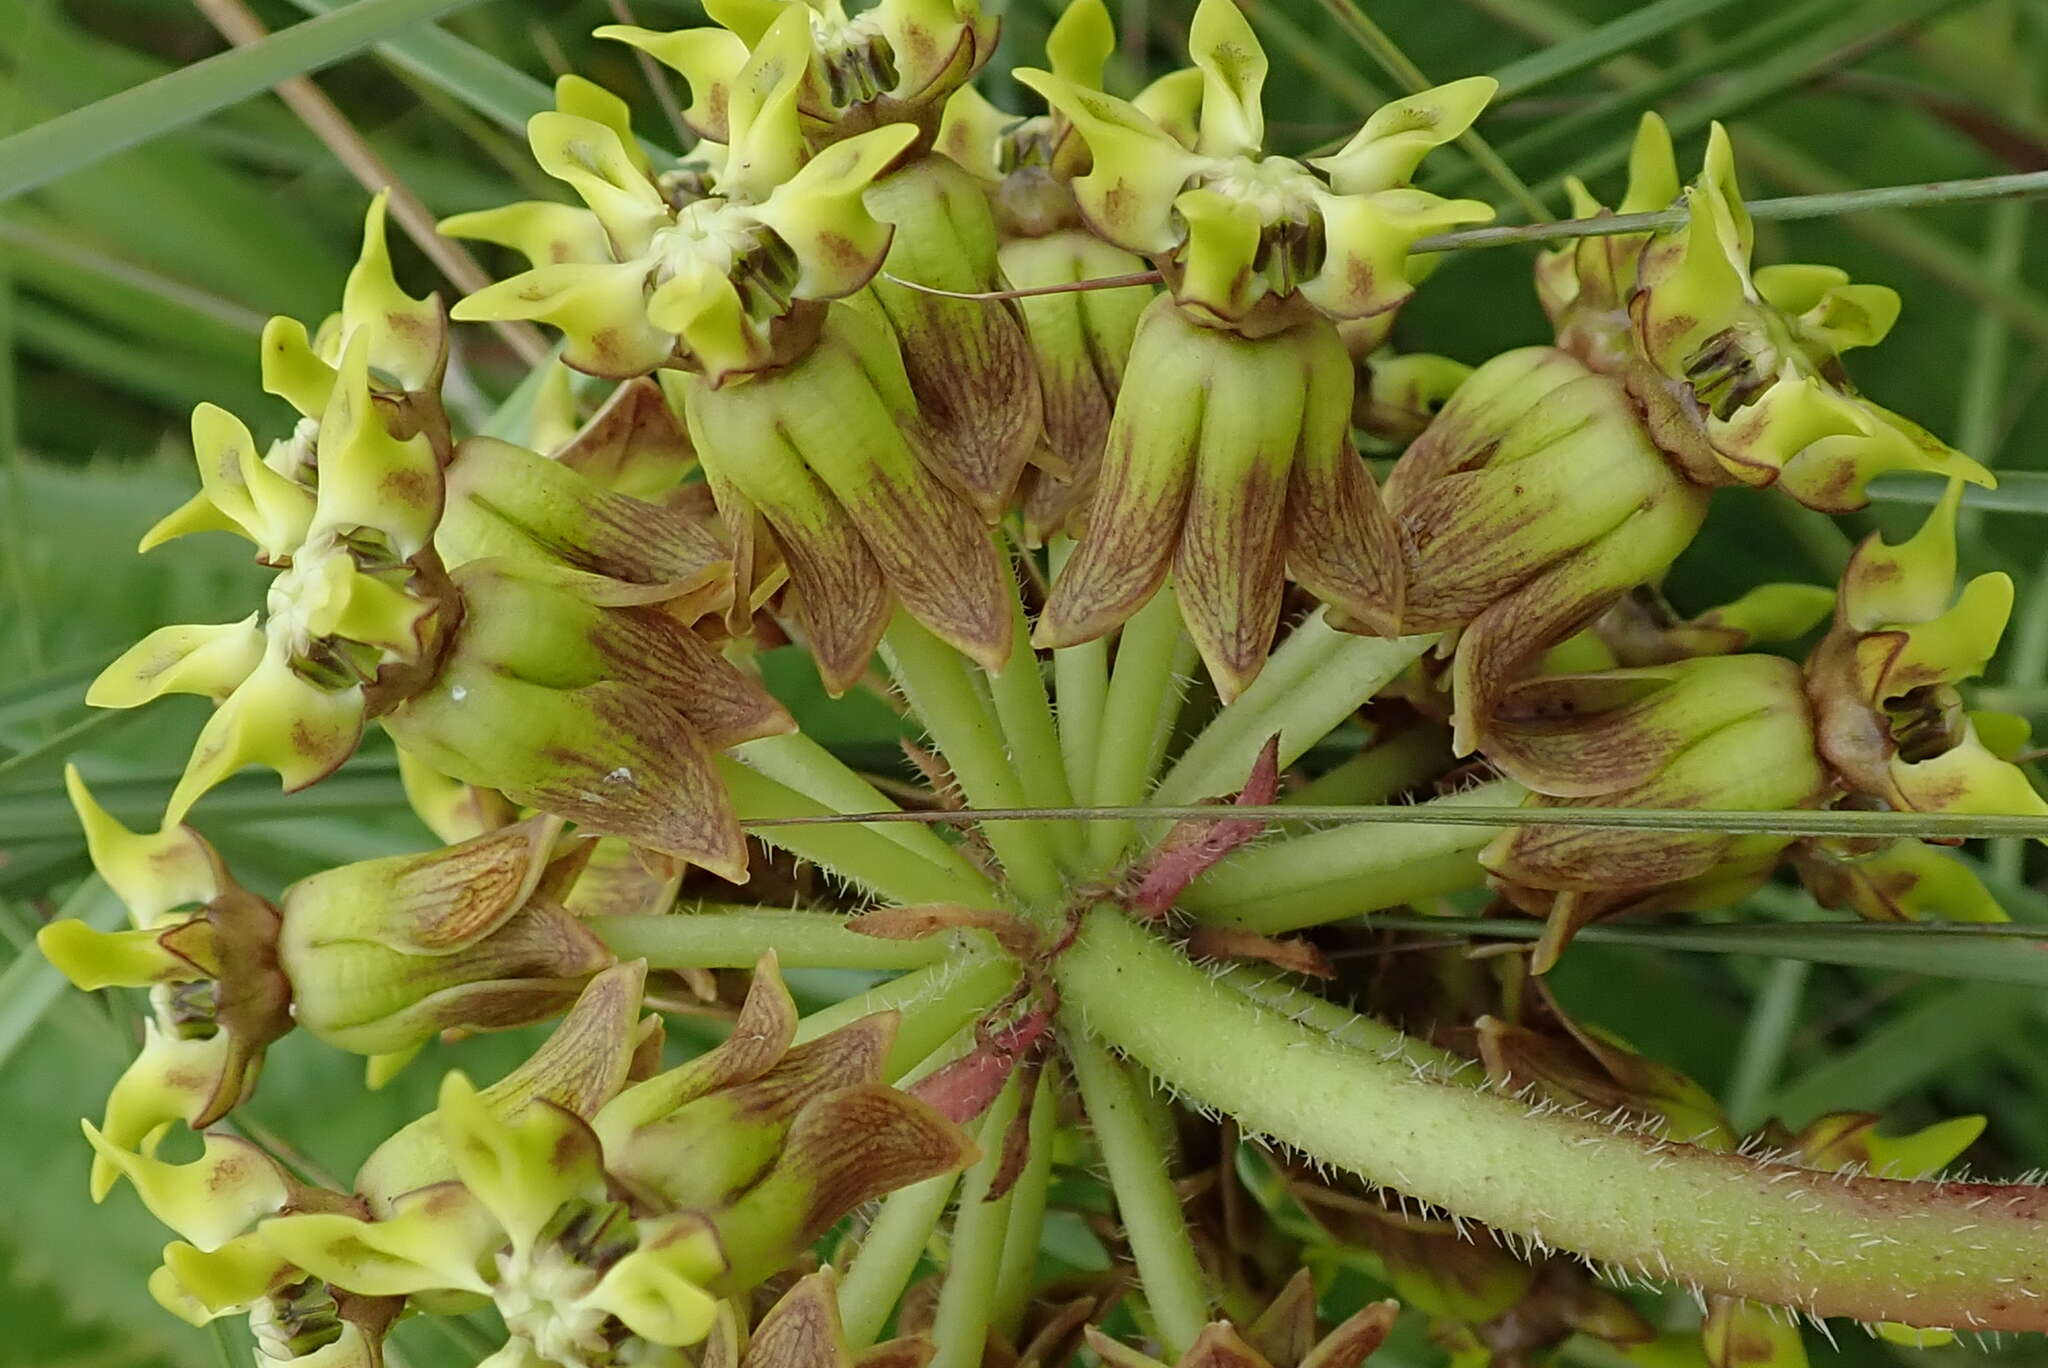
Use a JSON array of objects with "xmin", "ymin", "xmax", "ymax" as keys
[
  {"xmin": 1478, "ymin": 655, "xmax": 1830, "ymax": 969},
  {"xmin": 278, "ymin": 816, "xmax": 614, "ymax": 1055},
  {"xmin": 1036, "ymin": 296, "xmax": 1404, "ymax": 698},
  {"xmin": 381, "ymin": 561, "xmax": 794, "ymax": 878},
  {"xmin": 1385, "ymin": 346, "xmax": 1711, "ymax": 751}
]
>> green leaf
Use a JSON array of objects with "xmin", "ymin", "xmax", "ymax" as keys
[
  {"xmin": 0, "ymin": 0, "xmax": 500, "ymax": 203},
  {"xmin": 0, "ymin": 877, "xmax": 120, "ymax": 1069},
  {"xmin": 1359, "ymin": 914, "xmax": 2048, "ymax": 989},
  {"xmin": 1489, "ymin": 0, "xmax": 1746, "ymax": 101},
  {"xmin": 280, "ymin": 0, "xmax": 556, "ymax": 135}
]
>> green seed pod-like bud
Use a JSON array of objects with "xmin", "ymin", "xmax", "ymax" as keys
[
  {"xmin": 381, "ymin": 562, "xmax": 794, "ymax": 878},
  {"xmin": 667, "ymin": 305, "xmax": 1013, "ymax": 693},
  {"xmin": 1385, "ymin": 346, "xmax": 1712, "ymax": 752},
  {"xmin": 1037, "ymin": 295, "xmax": 1404, "ymax": 699},
  {"xmin": 278, "ymin": 816, "xmax": 614, "ymax": 1055},
  {"xmin": 1805, "ymin": 478, "xmax": 2048, "ymax": 823},
  {"xmin": 1478, "ymin": 655, "xmax": 1831, "ymax": 970}
]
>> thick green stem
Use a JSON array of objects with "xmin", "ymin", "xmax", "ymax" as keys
[
  {"xmin": 991, "ymin": 1069, "xmax": 1058, "ymax": 1338},
  {"xmin": 838, "ymin": 1171, "xmax": 962, "ymax": 1348},
  {"xmin": 929, "ymin": 1081, "xmax": 1024, "ymax": 1368},
  {"xmin": 1212, "ymin": 964, "xmax": 1468, "ymax": 1079},
  {"xmin": 587, "ymin": 907, "xmax": 968, "ymax": 971},
  {"xmin": 735, "ymin": 733, "xmax": 993, "ymax": 893},
  {"xmin": 988, "ymin": 582, "xmax": 1083, "ymax": 872},
  {"xmin": 793, "ymin": 952, "xmax": 1019, "ymax": 1080},
  {"xmin": 1049, "ymin": 539, "xmax": 1109, "ymax": 813},
  {"xmin": 1284, "ymin": 724, "xmax": 1452, "ymax": 807},
  {"xmin": 1087, "ymin": 583, "xmax": 1196, "ymax": 871},
  {"xmin": 882, "ymin": 611, "xmax": 1064, "ymax": 908},
  {"xmin": 1058, "ymin": 911, "xmax": 2048, "ymax": 1331},
  {"xmin": 1180, "ymin": 780, "xmax": 1518, "ymax": 931},
  {"xmin": 1153, "ymin": 618, "xmax": 1436, "ymax": 815},
  {"xmin": 717, "ymin": 757, "xmax": 986, "ymax": 907},
  {"xmin": 1063, "ymin": 1028, "xmax": 1212, "ymax": 1355}
]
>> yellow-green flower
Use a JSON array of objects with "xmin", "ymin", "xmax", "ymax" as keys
[
  {"xmin": 446, "ymin": 42, "xmax": 915, "ymax": 385},
  {"xmin": 1543, "ymin": 117, "xmax": 1992, "ymax": 511},
  {"xmin": 39, "ymin": 770, "xmax": 291, "ymax": 1170},
  {"xmin": 1805, "ymin": 477, "xmax": 2048, "ymax": 821}
]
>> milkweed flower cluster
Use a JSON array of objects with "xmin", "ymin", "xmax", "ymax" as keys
[{"xmin": 35, "ymin": 0, "xmax": 2048, "ymax": 1363}]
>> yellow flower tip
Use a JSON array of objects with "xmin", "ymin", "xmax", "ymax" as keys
[{"xmin": 366, "ymin": 1044, "xmax": 427, "ymax": 1091}]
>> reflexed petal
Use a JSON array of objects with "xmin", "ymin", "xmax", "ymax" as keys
[
  {"xmin": 1301, "ymin": 187, "xmax": 1493, "ymax": 322},
  {"xmin": 261, "ymin": 314, "xmax": 339, "ymax": 420},
  {"xmin": 556, "ymin": 74, "xmax": 652, "ymax": 178},
  {"xmin": 1046, "ymin": 0, "xmax": 1114, "ymax": 87},
  {"xmin": 91, "ymin": 1025, "xmax": 241, "ymax": 1198},
  {"xmin": 174, "ymin": 403, "xmax": 316, "ymax": 558},
  {"xmin": 82, "ymin": 1125, "xmax": 289, "ymax": 1251},
  {"xmin": 440, "ymin": 201, "xmax": 614, "ymax": 271},
  {"xmin": 585, "ymin": 1215, "xmax": 724, "ymax": 1346},
  {"xmin": 455, "ymin": 262, "xmax": 676, "ymax": 380},
  {"xmin": 166, "ymin": 647, "xmax": 365, "ymax": 823},
  {"xmin": 311, "ymin": 333, "xmax": 444, "ymax": 557},
  {"xmin": 528, "ymin": 111, "xmax": 667, "ymax": 257},
  {"xmin": 261, "ymin": 1182, "xmax": 499, "ymax": 1298},
  {"xmin": 438, "ymin": 1073, "xmax": 607, "ymax": 1256},
  {"xmin": 64, "ymin": 766, "xmax": 223, "ymax": 926},
  {"xmin": 38, "ymin": 918, "xmax": 214, "ymax": 990},
  {"xmin": 1311, "ymin": 77, "xmax": 1497, "ymax": 194},
  {"xmin": 1187, "ymin": 0, "xmax": 1267, "ymax": 157},
  {"xmin": 1013, "ymin": 69, "xmax": 1201, "ymax": 254},
  {"xmin": 150, "ymin": 1234, "xmax": 294, "ymax": 1324},
  {"xmin": 752, "ymin": 124, "xmax": 917, "ymax": 298},
  {"xmin": 595, "ymin": 24, "xmax": 751, "ymax": 143},
  {"xmin": 342, "ymin": 192, "xmax": 446, "ymax": 393},
  {"xmin": 87, "ymin": 617, "xmax": 264, "ymax": 709}
]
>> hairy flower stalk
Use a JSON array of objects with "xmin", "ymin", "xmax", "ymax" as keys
[{"xmin": 41, "ymin": 5, "xmax": 2048, "ymax": 1363}]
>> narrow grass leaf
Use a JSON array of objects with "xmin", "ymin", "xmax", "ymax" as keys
[{"xmin": 0, "ymin": 0, "xmax": 498, "ymax": 202}]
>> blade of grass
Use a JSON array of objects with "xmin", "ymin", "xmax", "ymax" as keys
[
  {"xmin": 190, "ymin": 0, "xmax": 551, "ymax": 368},
  {"xmin": 1722, "ymin": 958, "xmax": 1812, "ymax": 1131},
  {"xmin": 0, "ymin": 0, "xmax": 499, "ymax": 203},
  {"xmin": 0, "ymin": 876, "xmax": 121, "ymax": 1070},
  {"xmin": 1866, "ymin": 469, "xmax": 2048, "ymax": 513},
  {"xmin": 748, "ymin": 801, "xmax": 2048, "ymax": 842},
  {"xmin": 1535, "ymin": 0, "xmax": 1978, "ymax": 201},
  {"xmin": 1353, "ymin": 914, "xmax": 2048, "ymax": 989},
  {"xmin": 1488, "ymin": 0, "xmax": 1745, "ymax": 102},
  {"xmin": 1762, "ymin": 980, "xmax": 2039, "ymax": 1125}
]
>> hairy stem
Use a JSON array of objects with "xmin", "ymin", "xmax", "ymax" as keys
[
  {"xmin": 1087, "ymin": 583, "xmax": 1197, "ymax": 871},
  {"xmin": 735, "ymin": 733, "xmax": 993, "ymax": 893},
  {"xmin": 838, "ymin": 1171, "xmax": 962, "ymax": 1348},
  {"xmin": 1050, "ymin": 540, "xmax": 1109, "ymax": 813},
  {"xmin": 587, "ymin": 907, "xmax": 970, "ymax": 971},
  {"xmin": 988, "ymin": 582, "xmax": 1084, "ymax": 872},
  {"xmin": 1064, "ymin": 1028, "xmax": 1213, "ymax": 1355},
  {"xmin": 718, "ymin": 757, "xmax": 988, "ymax": 906},
  {"xmin": 1058, "ymin": 911, "xmax": 2048, "ymax": 1331},
  {"xmin": 929, "ymin": 1081, "xmax": 1024, "ymax": 1368},
  {"xmin": 1153, "ymin": 619, "xmax": 1436, "ymax": 816},
  {"xmin": 992, "ymin": 1069, "xmax": 1059, "ymax": 1338},
  {"xmin": 793, "ymin": 952, "xmax": 1018, "ymax": 1080},
  {"xmin": 882, "ymin": 611, "xmax": 1064, "ymax": 907},
  {"xmin": 1180, "ymin": 780, "xmax": 1518, "ymax": 930},
  {"xmin": 1285, "ymin": 724, "xmax": 1453, "ymax": 806}
]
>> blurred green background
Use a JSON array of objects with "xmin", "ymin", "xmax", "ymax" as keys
[{"xmin": 2, "ymin": 1, "xmax": 2046, "ymax": 1364}]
